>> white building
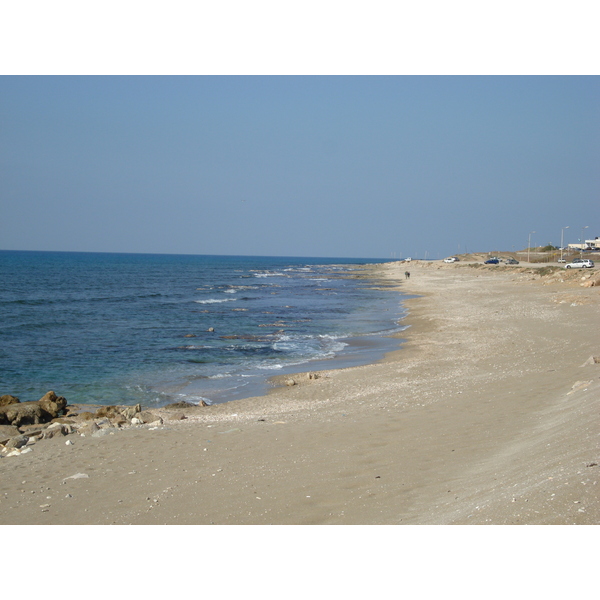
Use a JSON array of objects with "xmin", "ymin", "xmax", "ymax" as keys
[{"xmin": 568, "ymin": 237, "xmax": 599, "ymax": 250}]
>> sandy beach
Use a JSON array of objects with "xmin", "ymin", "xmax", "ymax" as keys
[{"xmin": 1, "ymin": 259, "xmax": 599, "ymax": 525}]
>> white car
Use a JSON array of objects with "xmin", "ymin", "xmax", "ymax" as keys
[
  {"xmin": 565, "ymin": 259, "xmax": 594, "ymax": 269},
  {"xmin": 444, "ymin": 257, "xmax": 459, "ymax": 263}
]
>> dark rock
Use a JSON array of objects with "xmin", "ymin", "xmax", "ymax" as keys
[
  {"xmin": 163, "ymin": 401, "xmax": 197, "ymax": 410},
  {"xmin": 0, "ymin": 424, "xmax": 21, "ymax": 444},
  {"xmin": 0, "ymin": 391, "xmax": 67, "ymax": 425},
  {"xmin": 38, "ymin": 391, "xmax": 67, "ymax": 418},
  {"xmin": 5, "ymin": 434, "xmax": 29, "ymax": 449},
  {"xmin": 0, "ymin": 395, "xmax": 20, "ymax": 407},
  {"xmin": 0, "ymin": 402, "xmax": 50, "ymax": 426}
]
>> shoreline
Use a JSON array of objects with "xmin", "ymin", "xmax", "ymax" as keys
[
  {"xmin": 1, "ymin": 260, "xmax": 599, "ymax": 524},
  {"xmin": 198, "ymin": 260, "xmax": 412, "ymax": 405}
]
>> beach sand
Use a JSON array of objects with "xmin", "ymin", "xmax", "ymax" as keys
[{"xmin": 1, "ymin": 260, "xmax": 599, "ymax": 525}]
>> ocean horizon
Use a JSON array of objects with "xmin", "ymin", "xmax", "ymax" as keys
[{"xmin": 0, "ymin": 250, "xmax": 410, "ymax": 407}]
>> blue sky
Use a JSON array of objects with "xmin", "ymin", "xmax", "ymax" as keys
[{"xmin": 1, "ymin": 75, "xmax": 599, "ymax": 259}]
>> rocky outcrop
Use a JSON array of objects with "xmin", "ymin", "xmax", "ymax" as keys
[
  {"xmin": 580, "ymin": 275, "xmax": 600, "ymax": 287},
  {"xmin": 38, "ymin": 391, "xmax": 67, "ymax": 419},
  {"xmin": 120, "ymin": 404, "xmax": 141, "ymax": 419},
  {"xmin": 0, "ymin": 401, "xmax": 50, "ymax": 426},
  {"xmin": 0, "ymin": 391, "xmax": 191, "ymax": 458},
  {"xmin": 0, "ymin": 395, "xmax": 20, "ymax": 407},
  {"xmin": 0, "ymin": 391, "xmax": 66, "ymax": 426}
]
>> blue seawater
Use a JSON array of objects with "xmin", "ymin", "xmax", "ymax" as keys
[{"xmin": 0, "ymin": 251, "xmax": 408, "ymax": 407}]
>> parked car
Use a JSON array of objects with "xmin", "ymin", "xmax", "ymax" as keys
[
  {"xmin": 484, "ymin": 258, "xmax": 499, "ymax": 264},
  {"xmin": 444, "ymin": 257, "xmax": 459, "ymax": 263},
  {"xmin": 504, "ymin": 258, "xmax": 519, "ymax": 265},
  {"xmin": 565, "ymin": 259, "xmax": 594, "ymax": 269}
]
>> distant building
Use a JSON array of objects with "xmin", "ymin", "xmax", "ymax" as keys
[{"xmin": 568, "ymin": 237, "xmax": 599, "ymax": 250}]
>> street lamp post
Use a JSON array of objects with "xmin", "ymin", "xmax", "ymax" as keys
[
  {"xmin": 580, "ymin": 226, "xmax": 589, "ymax": 257},
  {"xmin": 560, "ymin": 226, "xmax": 569, "ymax": 261},
  {"xmin": 528, "ymin": 231, "xmax": 536, "ymax": 263}
]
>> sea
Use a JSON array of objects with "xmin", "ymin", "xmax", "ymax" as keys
[{"xmin": 0, "ymin": 251, "xmax": 410, "ymax": 408}]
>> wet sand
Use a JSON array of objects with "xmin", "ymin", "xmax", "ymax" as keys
[{"xmin": 1, "ymin": 260, "xmax": 599, "ymax": 525}]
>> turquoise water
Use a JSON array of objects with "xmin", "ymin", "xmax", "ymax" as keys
[{"xmin": 0, "ymin": 251, "xmax": 408, "ymax": 407}]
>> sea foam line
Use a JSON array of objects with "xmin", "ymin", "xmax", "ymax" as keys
[{"xmin": 194, "ymin": 298, "xmax": 236, "ymax": 304}]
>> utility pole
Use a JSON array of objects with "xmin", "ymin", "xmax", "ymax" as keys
[
  {"xmin": 560, "ymin": 226, "xmax": 569, "ymax": 261},
  {"xmin": 528, "ymin": 231, "xmax": 536, "ymax": 263},
  {"xmin": 580, "ymin": 226, "xmax": 588, "ymax": 257}
]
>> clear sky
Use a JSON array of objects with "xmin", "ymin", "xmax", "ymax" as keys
[{"xmin": 1, "ymin": 75, "xmax": 598, "ymax": 259}]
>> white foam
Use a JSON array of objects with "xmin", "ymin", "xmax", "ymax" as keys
[
  {"xmin": 252, "ymin": 272, "xmax": 285, "ymax": 278},
  {"xmin": 284, "ymin": 267, "xmax": 313, "ymax": 272},
  {"xmin": 194, "ymin": 298, "xmax": 236, "ymax": 304}
]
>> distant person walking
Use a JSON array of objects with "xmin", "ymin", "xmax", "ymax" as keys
[{"xmin": 405, "ymin": 271, "xmax": 410, "ymax": 279}]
